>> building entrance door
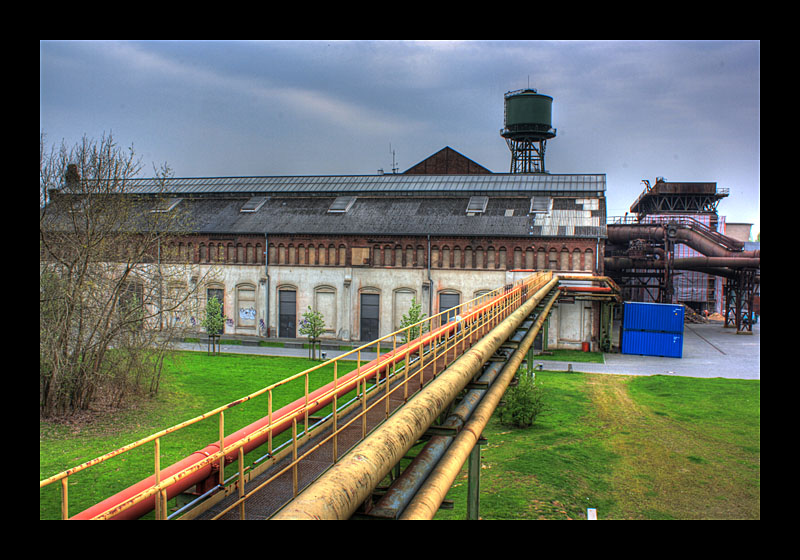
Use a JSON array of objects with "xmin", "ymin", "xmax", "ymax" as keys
[
  {"xmin": 360, "ymin": 293, "xmax": 380, "ymax": 342},
  {"xmin": 279, "ymin": 290, "xmax": 296, "ymax": 338},
  {"xmin": 439, "ymin": 292, "xmax": 460, "ymax": 323}
]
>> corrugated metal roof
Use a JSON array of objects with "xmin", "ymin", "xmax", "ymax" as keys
[{"xmin": 121, "ymin": 173, "xmax": 606, "ymax": 195}]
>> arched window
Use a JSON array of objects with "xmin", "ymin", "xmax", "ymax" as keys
[
  {"xmin": 314, "ymin": 285, "xmax": 336, "ymax": 334},
  {"xmin": 393, "ymin": 288, "xmax": 417, "ymax": 332},
  {"xmin": 584, "ymin": 248, "xmax": 594, "ymax": 272},
  {"xmin": 513, "ymin": 247, "xmax": 523, "ymax": 269},
  {"xmin": 464, "ymin": 246, "xmax": 474, "ymax": 269},
  {"xmin": 236, "ymin": 283, "xmax": 257, "ymax": 329},
  {"xmin": 206, "ymin": 283, "xmax": 225, "ymax": 333},
  {"xmin": 278, "ymin": 285, "xmax": 297, "ymax": 338}
]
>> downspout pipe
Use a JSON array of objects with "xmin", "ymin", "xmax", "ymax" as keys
[
  {"xmin": 427, "ymin": 235, "xmax": 433, "ymax": 319},
  {"xmin": 271, "ymin": 276, "xmax": 559, "ymax": 520},
  {"xmin": 399, "ymin": 289, "xmax": 560, "ymax": 520},
  {"xmin": 265, "ymin": 233, "xmax": 269, "ymax": 338}
]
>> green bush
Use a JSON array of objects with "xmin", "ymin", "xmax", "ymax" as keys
[{"xmin": 499, "ymin": 370, "xmax": 548, "ymax": 428}]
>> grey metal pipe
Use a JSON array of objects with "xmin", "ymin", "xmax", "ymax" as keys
[
  {"xmin": 368, "ymin": 352, "xmax": 512, "ymax": 518},
  {"xmin": 399, "ymin": 289, "xmax": 560, "ymax": 519},
  {"xmin": 271, "ymin": 276, "xmax": 558, "ymax": 519}
]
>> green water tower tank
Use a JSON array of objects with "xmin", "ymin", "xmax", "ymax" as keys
[{"xmin": 501, "ymin": 88, "xmax": 556, "ymax": 141}]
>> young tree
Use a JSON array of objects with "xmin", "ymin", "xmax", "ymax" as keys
[
  {"xmin": 202, "ymin": 296, "xmax": 225, "ymax": 355},
  {"xmin": 400, "ymin": 297, "xmax": 428, "ymax": 343},
  {"xmin": 498, "ymin": 369, "xmax": 549, "ymax": 428},
  {"xmin": 299, "ymin": 306, "xmax": 326, "ymax": 360},
  {"xmin": 40, "ymin": 132, "xmax": 210, "ymax": 417}
]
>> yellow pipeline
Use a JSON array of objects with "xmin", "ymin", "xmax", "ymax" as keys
[
  {"xmin": 399, "ymin": 289, "xmax": 560, "ymax": 519},
  {"xmin": 271, "ymin": 275, "xmax": 558, "ymax": 520}
]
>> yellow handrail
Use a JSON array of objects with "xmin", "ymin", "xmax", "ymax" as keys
[{"xmin": 41, "ymin": 271, "xmax": 551, "ymax": 519}]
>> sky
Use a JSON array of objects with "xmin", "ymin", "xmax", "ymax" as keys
[{"xmin": 40, "ymin": 40, "xmax": 760, "ymax": 239}]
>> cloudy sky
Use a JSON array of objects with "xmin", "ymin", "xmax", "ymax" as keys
[{"xmin": 40, "ymin": 40, "xmax": 760, "ymax": 238}]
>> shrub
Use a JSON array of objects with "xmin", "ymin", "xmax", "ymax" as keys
[{"xmin": 499, "ymin": 370, "xmax": 548, "ymax": 428}]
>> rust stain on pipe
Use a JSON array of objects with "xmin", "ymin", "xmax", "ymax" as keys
[{"xmin": 271, "ymin": 276, "xmax": 558, "ymax": 520}]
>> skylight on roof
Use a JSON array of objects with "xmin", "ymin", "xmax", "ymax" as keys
[
  {"xmin": 240, "ymin": 196, "xmax": 267, "ymax": 213},
  {"xmin": 529, "ymin": 196, "xmax": 550, "ymax": 214},
  {"xmin": 466, "ymin": 196, "xmax": 488, "ymax": 214},
  {"xmin": 151, "ymin": 197, "xmax": 182, "ymax": 213},
  {"xmin": 327, "ymin": 196, "xmax": 356, "ymax": 213}
]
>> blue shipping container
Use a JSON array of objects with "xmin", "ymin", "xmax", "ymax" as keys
[
  {"xmin": 623, "ymin": 302, "xmax": 685, "ymax": 334},
  {"xmin": 621, "ymin": 330, "xmax": 683, "ymax": 358}
]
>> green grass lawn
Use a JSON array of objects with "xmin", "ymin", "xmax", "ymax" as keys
[
  {"xmin": 40, "ymin": 352, "xmax": 760, "ymax": 520},
  {"xmin": 39, "ymin": 351, "xmax": 358, "ymax": 520},
  {"xmin": 535, "ymin": 348, "xmax": 605, "ymax": 363},
  {"xmin": 432, "ymin": 371, "xmax": 760, "ymax": 520}
]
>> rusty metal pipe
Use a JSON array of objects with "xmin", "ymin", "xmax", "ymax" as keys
[
  {"xmin": 605, "ymin": 256, "xmax": 760, "ymax": 270},
  {"xmin": 399, "ymin": 289, "xmax": 560, "ymax": 520},
  {"xmin": 607, "ymin": 224, "xmax": 759, "ymax": 259},
  {"xmin": 69, "ymin": 277, "xmax": 529, "ymax": 520},
  {"xmin": 368, "ymin": 351, "xmax": 512, "ymax": 518},
  {"xmin": 270, "ymin": 277, "xmax": 559, "ymax": 520}
]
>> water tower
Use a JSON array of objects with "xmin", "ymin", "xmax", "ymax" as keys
[{"xmin": 500, "ymin": 88, "xmax": 556, "ymax": 173}]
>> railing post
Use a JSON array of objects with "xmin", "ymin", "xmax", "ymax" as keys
[
  {"xmin": 268, "ymin": 389, "xmax": 273, "ymax": 456},
  {"xmin": 219, "ymin": 411, "xmax": 225, "ymax": 486},
  {"xmin": 361, "ymin": 378, "xmax": 367, "ymax": 438},
  {"xmin": 292, "ymin": 418, "xmax": 298, "ymax": 496},
  {"xmin": 238, "ymin": 447, "xmax": 245, "ymax": 520},
  {"xmin": 403, "ymin": 346, "xmax": 410, "ymax": 402},
  {"xmin": 61, "ymin": 477, "xmax": 68, "ymax": 520},
  {"xmin": 154, "ymin": 437, "xmax": 162, "ymax": 520},
  {"xmin": 304, "ymin": 371, "xmax": 309, "ymax": 434},
  {"xmin": 333, "ymin": 361, "xmax": 338, "ymax": 462}
]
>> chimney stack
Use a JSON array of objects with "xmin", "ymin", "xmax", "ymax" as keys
[{"xmin": 65, "ymin": 164, "xmax": 81, "ymax": 192}]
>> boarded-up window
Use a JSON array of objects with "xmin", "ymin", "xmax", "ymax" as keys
[
  {"xmin": 352, "ymin": 247, "xmax": 370, "ymax": 266},
  {"xmin": 393, "ymin": 289, "xmax": 416, "ymax": 332},
  {"xmin": 237, "ymin": 285, "xmax": 256, "ymax": 328},
  {"xmin": 315, "ymin": 287, "xmax": 336, "ymax": 334}
]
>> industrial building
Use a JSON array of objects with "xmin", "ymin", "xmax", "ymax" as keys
[
  {"xmin": 605, "ymin": 177, "xmax": 760, "ymax": 332},
  {"xmin": 116, "ymin": 160, "xmax": 607, "ymax": 350},
  {"xmin": 42, "ymin": 86, "xmax": 759, "ymax": 350}
]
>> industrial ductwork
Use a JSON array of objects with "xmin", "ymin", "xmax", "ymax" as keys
[{"xmin": 607, "ymin": 224, "xmax": 759, "ymax": 260}]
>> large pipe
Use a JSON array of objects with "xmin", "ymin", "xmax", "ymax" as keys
[
  {"xmin": 271, "ymin": 277, "xmax": 559, "ymax": 520},
  {"xmin": 368, "ymin": 348, "xmax": 513, "ymax": 518},
  {"xmin": 70, "ymin": 275, "xmax": 540, "ymax": 520},
  {"xmin": 605, "ymin": 256, "xmax": 760, "ymax": 271},
  {"xmin": 607, "ymin": 224, "xmax": 759, "ymax": 259},
  {"xmin": 399, "ymin": 289, "xmax": 560, "ymax": 519}
]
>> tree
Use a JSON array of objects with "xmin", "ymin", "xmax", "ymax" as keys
[
  {"xmin": 202, "ymin": 296, "xmax": 225, "ymax": 355},
  {"xmin": 400, "ymin": 297, "xmax": 428, "ymax": 343},
  {"xmin": 299, "ymin": 307, "xmax": 326, "ymax": 360},
  {"xmin": 40, "ymin": 132, "xmax": 211, "ymax": 418},
  {"xmin": 498, "ymin": 369, "xmax": 548, "ymax": 428}
]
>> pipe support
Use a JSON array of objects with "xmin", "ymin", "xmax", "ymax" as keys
[
  {"xmin": 271, "ymin": 277, "xmax": 558, "ymax": 520},
  {"xmin": 399, "ymin": 290, "xmax": 559, "ymax": 520}
]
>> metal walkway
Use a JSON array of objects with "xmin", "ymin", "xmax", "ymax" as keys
[{"xmin": 40, "ymin": 272, "xmax": 620, "ymax": 520}]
